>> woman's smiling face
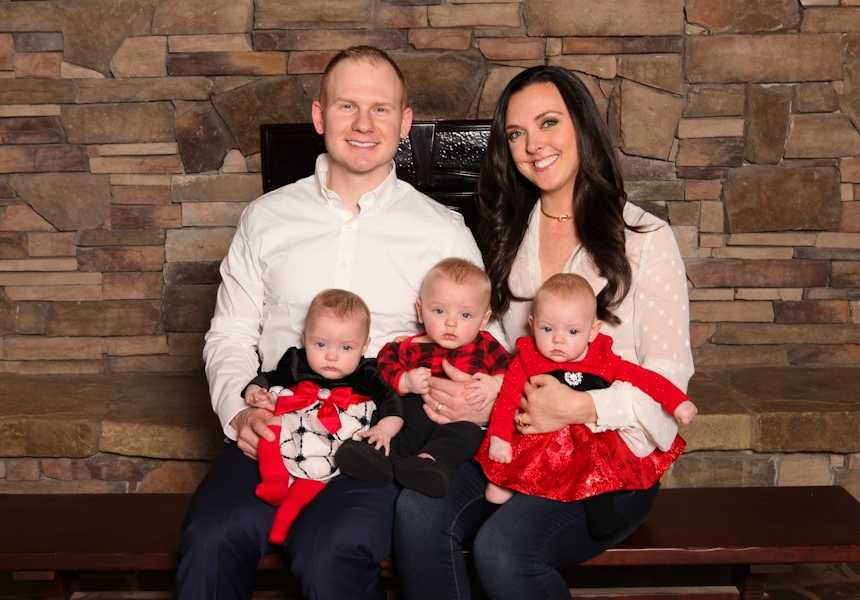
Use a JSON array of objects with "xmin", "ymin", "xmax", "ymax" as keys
[{"xmin": 504, "ymin": 81, "xmax": 580, "ymax": 200}]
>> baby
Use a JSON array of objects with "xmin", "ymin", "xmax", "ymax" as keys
[
  {"xmin": 244, "ymin": 288, "xmax": 402, "ymax": 543},
  {"xmin": 476, "ymin": 273, "xmax": 696, "ymax": 537},
  {"xmin": 336, "ymin": 257, "xmax": 509, "ymax": 497}
]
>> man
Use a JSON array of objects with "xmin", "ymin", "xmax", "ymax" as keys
[{"xmin": 176, "ymin": 46, "xmax": 484, "ymax": 600}]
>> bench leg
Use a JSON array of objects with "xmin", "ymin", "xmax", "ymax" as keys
[{"xmin": 732, "ymin": 565, "xmax": 766, "ymax": 600}]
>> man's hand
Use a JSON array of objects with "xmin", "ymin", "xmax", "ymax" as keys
[
  {"xmin": 231, "ymin": 406, "xmax": 276, "ymax": 460},
  {"xmin": 423, "ymin": 360, "xmax": 493, "ymax": 426},
  {"xmin": 353, "ymin": 416, "xmax": 404, "ymax": 456},
  {"xmin": 465, "ymin": 372, "xmax": 503, "ymax": 413}
]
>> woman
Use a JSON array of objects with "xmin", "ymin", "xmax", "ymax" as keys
[{"xmin": 395, "ymin": 66, "xmax": 694, "ymax": 599}]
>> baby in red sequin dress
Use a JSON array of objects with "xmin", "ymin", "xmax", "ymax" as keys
[
  {"xmin": 243, "ymin": 289, "xmax": 402, "ymax": 544},
  {"xmin": 475, "ymin": 273, "xmax": 697, "ymax": 538}
]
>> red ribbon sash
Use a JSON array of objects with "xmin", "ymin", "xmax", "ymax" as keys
[{"xmin": 273, "ymin": 381, "xmax": 370, "ymax": 434}]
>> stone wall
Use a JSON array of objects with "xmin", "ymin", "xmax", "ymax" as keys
[{"xmin": 1, "ymin": 0, "xmax": 859, "ymax": 373}]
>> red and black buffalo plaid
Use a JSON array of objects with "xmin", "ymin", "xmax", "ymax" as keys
[{"xmin": 377, "ymin": 330, "xmax": 510, "ymax": 392}]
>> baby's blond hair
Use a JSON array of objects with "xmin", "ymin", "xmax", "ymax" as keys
[
  {"xmin": 533, "ymin": 273, "xmax": 597, "ymax": 318},
  {"xmin": 305, "ymin": 288, "xmax": 371, "ymax": 338},
  {"xmin": 420, "ymin": 258, "xmax": 491, "ymax": 306}
]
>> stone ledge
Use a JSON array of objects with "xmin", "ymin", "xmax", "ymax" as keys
[{"xmin": 0, "ymin": 368, "xmax": 858, "ymax": 460}]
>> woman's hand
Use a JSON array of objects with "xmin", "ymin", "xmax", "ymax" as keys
[
  {"xmin": 423, "ymin": 360, "xmax": 494, "ymax": 426},
  {"xmin": 516, "ymin": 374, "xmax": 597, "ymax": 434}
]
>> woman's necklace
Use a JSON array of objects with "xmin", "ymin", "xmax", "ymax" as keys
[{"xmin": 539, "ymin": 202, "xmax": 571, "ymax": 223}]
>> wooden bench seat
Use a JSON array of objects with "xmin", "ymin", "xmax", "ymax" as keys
[{"xmin": 2, "ymin": 486, "xmax": 859, "ymax": 599}]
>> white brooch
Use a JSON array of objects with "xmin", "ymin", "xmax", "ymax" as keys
[
  {"xmin": 317, "ymin": 388, "xmax": 332, "ymax": 399},
  {"xmin": 564, "ymin": 371, "xmax": 583, "ymax": 387}
]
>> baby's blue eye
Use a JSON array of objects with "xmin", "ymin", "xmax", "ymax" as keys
[
  {"xmin": 461, "ymin": 312, "xmax": 472, "ymax": 319},
  {"xmin": 315, "ymin": 341, "xmax": 326, "ymax": 348},
  {"xmin": 432, "ymin": 308, "xmax": 444, "ymax": 315},
  {"xmin": 342, "ymin": 345, "xmax": 353, "ymax": 351},
  {"xmin": 568, "ymin": 329, "xmax": 579, "ymax": 336},
  {"xmin": 541, "ymin": 325, "xmax": 552, "ymax": 333}
]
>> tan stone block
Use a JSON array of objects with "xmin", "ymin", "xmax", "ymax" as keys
[
  {"xmin": 620, "ymin": 80, "xmax": 684, "ymax": 160},
  {"xmin": 287, "ymin": 51, "xmax": 337, "ymax": 74},
  {"xmin": 168, "ymin": 332, "xmax": 205, "ymax": 356},
  {"xmin": 101, "ymin": 417, "xmax": 221, "ymax": 461},
  {"xmin": 685, "ymin": 84, "xmax": 745, "ymax": 117},
  {"xmin": 110, "ymin": 36, "xmax": 167, "ymax": 78},
  {"xmin": 691, "ymin": 300, "xmax": 774, "ymax": 322},
  {"xmin": 3, "ymin": 336, "xmax": 104, "ymax": 360},
  {"xmin": 711, "ymin": 247, "xmax": 794, "ymax": 259},
  {"xmin": 90, "ymin": 155, "xmax": 184, "ymax": 174},
  {"xmin": 0, "ymin": 480, "xmax": 127, "ymax": 493},
  {"xmin": 789, "ymin": 344, "xmax": 860, "ymax": 366},
  {"xmin": 78, "ymin": 231, "xmax": 164, "ymax": 249},
  {"xmin": 795, "ymin": 82, "xmax": 839, "ymax": 113},
  {"xmin": 724, "ymin": 167, "xmax": 840, "ymax": 232},
  {"xmin": 0, "ymin": 272, "xmax": 101, "ymax": 286},
  {"xmin": 686, "ymin": 34, "xmax": 842, "ymax": 83},
  {"xmin": 672, "ymin": 225, "xmax": 699, "ymax": 257},
  {"xmin": 617, "ymin": 54, "xmax": 682, "ymax": 94},
  {"xmin": 111, "ymin": 186, "xmax": 170, "ymax": 207},
  {"xmin": 714, "ymin": 323, "xmax": 860, "ymax": 344},
  {"xmin": 817, "ymin": 232, "xmax": 860, "ymax": 248},
  {"xmin": 843, "ymin": 183, "xmax": 855, "ymax": 202},
  {"xmin": 561, "ymin": 36, "xmax": 682, "ymax": 54},
  {"xmin": 842, "ymin": 203, "xmax": 860, "ymax": 234},
  {"xmin": 800, "ymin": 0, "xmax": 839, "ymax": 4},
  {"xmin": 255, "ymin": 0, "xmax": 373, "ymax": 27},
  {"xmin": 677, "ymin": 138, "xmax": 744, "ymax": 168},
  {"xmin": 111, "ymin": 174, "xmax": 172, "ymax": 186},
  {"xmin": 257, "ymin": 29, "xmax": 402, "ymax": 52},
  {"xmin": 27, "ymin": 232, "xmax": 75, "ymax": 257},
  {"xmin": 689, "ymin": 288, "xmax": 734, "ymax": 301},
  {"xmin": 84, "ymin": 455, "xmax": 145, "ymax": 482},
  {"xmin": 667, "ymin": 201, "xmax": 699, "ymax": 226},
  {"xmin": 102, "ymin": 271, "xmax": 163, "ymax": 300},
  {"xmin": 803, "ymin": 7, "xmax": 860, "ymax": 31},
  {"xmin": 678, "ymin": 118, "xmax": 744, "ymax": 139},
  {"xmin": 78, "ymin": 246, "xmax": 164, "ymax": 272},
  {"xmin": 686, "ymin": 258, "xmax": 828, "ymax": 287},
  {"xmin": 5, "ymin": 285, "xmax": 102, "ymax": 302},
  {"xmin": 182, "ymin": 202, "xmax": 247, "ymax": 227},
  {"xmin": 168, "ymin": 34, "xmax": 251, "ymax": 53},
  {"xmin": 0, "ymin": 79, "xmax": 78, "ymax": 105},
  {"xmin": 699, "ymin": 233, "xmax": 725, "ymax": 248},
  {"xmin": 774, "ymin": 300, "xmax": 850, "ymax": 323},
  {"xmin": 478, "ymin": 66, "xmax": 524, "ymax": 118},
  {"xmin": 785, "ymin": 114, "xmax": 860, "ymax": 158},
  {"xmin": 685, "ymin": 179, "xmax": 722, "ymax": 200},
  {"xmin": 111, "ymin": 205, "xmax": 181, "ymax": 230},
  {"xmin": 526, "ymin": 0, "xmax": 682, "ymax": 35},
  {"xmin": 14, "ymin": 52, "xmax": 61, "ymax": 78},
  {"xmin": 833, "ymin": 261, "xmax": 860, "ymax": 287},
  {"xmin": 109, "ymin": 354, "xmax": 203, "ymax": 372},
  {"xmin": 778, "ymin": 454, "xmax": 834, "ymax": 485},
  {"xmin": 479, "ymin": 37, "xmax": 544, "ymax": 60},
  {"xmin": 0, "ymin": 360, "xmax": 103, "ymax": 376},
  {"xmin": 0, "ymin": 105, "xmax": 61, "ymax": 118},
  {"xmin": 745, "ymin": 85, "xmax": 792, "ymax": 164},
  {"xmin": 0, "ymin": 231, "xmax": 28, "ymax": 259},
  {"xmin": 94, "ymin": 143, "xmax": 178, "ymax": 157},
  {"xmin": 41, "ymin": 458, "xmax": 78, "ymax": 481},
  {"xmin": 687, "ymin": 0, "xmax": 799, "ymax": 33},
  {"xmin": 46, "ymin": 300, "xmax": 161, "ymax": 337},
  {"xmin": 699, "ymin": 201, "xmax": 724, "ymax": 233},
  {"xmin": 6, "ymin": 459, "xmax": 40, "ymax": 481},
  {"xmin": 221, "ymin": 150, "xmax": 247, "ymax": 173},
  {"xmin": 62, "ymin": 103, "xmax": 174, "ymax": 144},
  {"xmin": 172, "ymin": 173, "xmax": 262, "ymax": 203},
  {"xmin": 689, "ymin": 322, "xmax": 716, "ymax": 347},
  {"xmin": 662, "ymin": 452, "xmax": 775, "ymax": 488},
  {"xmin": 135, "ymin": 461, "xmax": 210, "ymax": 493},
  {"xmin": 165, "ymin": 228, "xmax": 234, "ymax": 263},
  {"xmin": 549, "ymin": 55, "xmax": 616, "ymax": 79},
  {"xmin": 618, "ymin": 154, "xmax": 676, "ymax": 180},
  {"xmin": 736, "ymin": 288, "xmax": 803, "ymax": 301},
  {"xmin": 682, "ymin": 411, "xmax": 753, "ymax": 452},
  {"xmin": 0, "ymin": 33, "xmax": 13, "ymax": 70},
  {"xmin": 429, "ymin": 3, "xmax": 521, "ymax": 27},
  {"xmin": 0, "ymin": 258, "xmax": 77, "ymax": 272},
  {"xmin": 0, "ymin": 205, "xmax": 54, "ymax": 232},
  {"xmin": 61, "ymin": 62, "xmax": 104, "ymax": 79},
  {"xmin": 154, "ymin": 0, "xmax": 253, "ymax": 35},
  {"xmin": 14, "ymin": 32, "xmax": 62, "ymax": 53},
  {"xmin": 376, "ymin": 5, "xmax": 428, "ymax": 29},
  {"xmin": 0, "ymin": 116, "xmax": 65, "ymax": 145},
  {"xmin": 727, "ymin": 233, "xmax": 817, "ymax": 246},
  {"xmin": 75, "ymin": 77, "xmax": 212, "ymax": 103},
  {"xmin": 104, "ymin": 335, "xmax": 167, "ymax": 356}
]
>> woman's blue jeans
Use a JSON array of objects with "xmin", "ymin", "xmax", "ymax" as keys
[{"xmin": 394, "ymin": 460, "xmax": 659, "ymax": 600}]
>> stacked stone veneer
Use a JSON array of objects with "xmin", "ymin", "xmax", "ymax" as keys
[{"xmin": 2, "ymin": 1, "xmax": 860, "ymax": 494}]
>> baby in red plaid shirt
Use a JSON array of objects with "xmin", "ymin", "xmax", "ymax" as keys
[{"xmin": 336, "ymin": 258, "xmax": 509, "ymax": 497}]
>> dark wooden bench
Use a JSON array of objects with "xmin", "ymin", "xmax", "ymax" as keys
[{"xmin": 2, "ymin": 486, "xmax": 859, "ymax": 599}]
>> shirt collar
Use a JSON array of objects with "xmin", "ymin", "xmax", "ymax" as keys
[{"xmin": 313, "ymin": 154, "xmax": 400, "ymax": 212}]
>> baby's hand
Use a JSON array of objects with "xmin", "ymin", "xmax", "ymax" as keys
[
  {"xmin": 245, "ymin": 384, "xmax": 275, "ymax": 410},
  {"xmin": 466, "ymin": 372, "xmax": 502, "ymax": 412},
  {"xmin": 488, "ymin": 436, "xmax": 512, "ymax": 463},
  {"xmin": 674, "ymin": 400, "xmax": 698, "ymax": 425},
  {"xmin": 403, "ymin": 367, "xmax": 431, "ymax": 395},
  {"xmin": 354, "ymin": 416, "xmax": 404, "ymax": 456}
]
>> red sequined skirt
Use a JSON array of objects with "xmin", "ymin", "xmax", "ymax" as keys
[{"xmin": 475, "ymin": 425, "xmax": 685, "ymax": 502}]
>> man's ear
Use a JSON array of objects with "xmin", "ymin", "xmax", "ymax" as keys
[
  {"xmin": 311, "ymin": 100, "xmax": 325, "ymax": 135},
  {"xmin": 399, "ymin": 106, "xmax": 413, "ymax": 139},
  {"xmin": 415, "ymin": 299, "xmax": 423, "ymax": 324},
  {"xmin": 588, "ymin": 319, "xmax": 601, "ymax": 343}
]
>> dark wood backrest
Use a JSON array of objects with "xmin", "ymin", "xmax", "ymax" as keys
[{"xmin": 260, "ymin": 121, "xmax": 492, "ymax": 231}]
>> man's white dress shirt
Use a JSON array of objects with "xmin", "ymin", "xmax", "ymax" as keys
[{"xmin": 205, "ymin": 155, "xmax": 483, "ymax": 438}]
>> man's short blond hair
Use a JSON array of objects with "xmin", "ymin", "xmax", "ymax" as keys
[
  {"xmin": 533, "ymin": 273, "xmax": 597, "ymax": 318},
  {"xmin": 420, "ymin": 258, "xmax": 491, "ymax": 306},
  {"xmin": 319, "ymin": 45, "xmax": 408, "ymax": 109},
  {"xmin": 305, "ymin": 289, "xmax": 371, "ymax": 338}
]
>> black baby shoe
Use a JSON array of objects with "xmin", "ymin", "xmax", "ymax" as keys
[
  {"xmin": 393, "ymin": 456, "xmax": 449, "ymax": 498},
  {"xmin": 335, "ymin": 439, "xmax": 393, "ymax": 484}
]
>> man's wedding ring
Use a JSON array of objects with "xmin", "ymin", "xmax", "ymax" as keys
[{"xmin": 436, "ymin": 402, "xmax": 443, "ymax": 412}]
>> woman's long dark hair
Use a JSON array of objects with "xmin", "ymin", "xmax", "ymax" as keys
[{"xmin": 477, "ymin": 66, "xmax": 640, "ymax": 325}]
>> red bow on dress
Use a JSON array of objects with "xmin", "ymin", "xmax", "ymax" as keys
[{"xmin": 273, "ymin": 381, "xmax": 370, "ymax": 434}]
